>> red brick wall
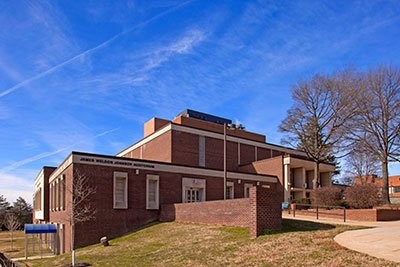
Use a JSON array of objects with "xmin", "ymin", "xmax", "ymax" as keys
[
  {"xmin": 204, "ymin": 136, "xmax": 222, "ymax": 169},
  {"xmin": 257, "ymin": 147, "xmax": 272, "ymax": 161},
  {"xmin": 72, "ymin": 164, "xmax": 160, "ymax": 249},
  {"xmin": 250, "ymin": 186, "xmax": 282, "ymax": 236},
  {"xmin": 172, "ymin": 131, "xmax": 199, "ymax": 166},
  {"xmin": 130, "ymin": 147, "xmax": 140, "ymax": 159},
  {"xmin": 141, "ymin": 131, "xmax": 172, "ymax": 162},
  {"xmin": 37, "ymin": 166, "xmax": 56, "ymax": 222},
  {"xmin": 144, "ymin": 118, "xmax": 169, "ymax": 137},
  {"xmin": 293, "ymin": 208, "xmax": 400, "ymax": 221},
  {"xmin": 240, "ymin": 144, "xmax": 255, "ymax": 165},
  {"xmin": 122, "ymin": 131, "xmax": 172, "ymax": 162},
  {"xmin": 239, "ymin": 156, "xmax": 284, "ymax": 201},
  {"xmin": 293, "ymin": 209, "xmax": 346, "ymax": 221},
  {"xmin": 48, "ymin": 161, "xmax": 279, "ymax": 251},
  {"xmin": 376, "ymin": 208, "xmax": 400, "ymax": 221},
  {"xmin": 272, "ymin": 150, "xmax": 285, "ymax": 157},
  {"xmin": 160, "ymin": 199, "xmax": 251, "ymax": 227},
  {"xmin": 49, "ymin": 164, "xmax": 73, "ymax": 254},
  {"xmin": 160, "ymin": 186, "xmax": 282, "ymax": 237},
  {"xmin": 204, "ymin": 137, "xmax": 238, "ymax": 171},
  {"xmin": 172, "ymin": 116, "xmax": 266, "ymax": 143}
]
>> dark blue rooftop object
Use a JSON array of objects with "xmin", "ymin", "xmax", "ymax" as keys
[
  {"xmin": 177, "ymin": 109, "xmax": 232, "ymax": 125},
  {"xmin": 25, "ymin": 224, "xmax": 57, "ymax": 234}
]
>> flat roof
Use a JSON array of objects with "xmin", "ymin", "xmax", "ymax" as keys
[{"xmin": 177, "ymin": 109, "xmax": 232, "ymax": 125}]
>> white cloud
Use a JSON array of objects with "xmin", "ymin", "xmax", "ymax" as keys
[{"xmin": 0, "ymin": 171, "xmax": 36, "ymax": 204}]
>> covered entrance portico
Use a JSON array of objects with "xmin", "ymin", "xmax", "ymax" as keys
[{"xmin": 283, "ymin": 156, "xmax": 335, "ymax": 202}]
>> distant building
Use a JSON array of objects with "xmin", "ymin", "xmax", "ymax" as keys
[
  {"xmin": 353, "ymin": 174, "xmax": 400, "ymax": 200},
  {"xmin": 33, "ymin": 109, "xmax": 335, "ymax": 253}
]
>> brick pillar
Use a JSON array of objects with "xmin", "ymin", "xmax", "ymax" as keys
[{"xmin": 249, "ymin": 186, "xmax": 282, "ymax": 237}]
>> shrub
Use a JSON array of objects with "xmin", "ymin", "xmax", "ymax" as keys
[
  {"xmin": 311, "ymin": 187, "xmax": 343, "ymax": 206},
  {"xmin": 345, "ymin": 184, "xmax": 380, "ymax": 209},
  {"xmin": 293, "ymin": 198, "xmax": 311, "ymax": 205},
  {"xmin": 293, "ymin": 198, "xmax": 311, "ymax": 210}
]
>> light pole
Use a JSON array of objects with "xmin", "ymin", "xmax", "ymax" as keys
[
  {"xmin": 224, "ymin": 123, "xmax": 227, "ymax": 200},
  {"xmin": 223, "ymin": 123, "xmax": 244, "ymax": 200}
]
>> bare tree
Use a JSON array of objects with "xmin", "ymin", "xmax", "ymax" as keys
[
  {"xmin": 5, "ymin": 213, "xmax": 20, "ymax": 252},
  {"xmin": 347, "ymin": 65, "xmax": 400, "ymax": 204},
  {"xmin": 64, "ymin": 170, "xmax": 96, "ymax": 267},
  {"xmin": 279, "ymin": 70, "xmax": 357, "ymax": 188},
  {"xmin": 345, "ymin": 142, "xmax": 380, "ymax": 184}
]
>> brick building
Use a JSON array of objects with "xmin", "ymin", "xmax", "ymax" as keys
[
  {"xmin": 33, "ymin": 109, "xmax": 335, "ymax": 253},
  {"xmin": 354, "ymin": 174, "xmax": 400, "ymax": 201}
]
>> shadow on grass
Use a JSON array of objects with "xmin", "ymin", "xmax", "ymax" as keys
[
  {"xmin": 261, "ymin": 219, "xmax": 336, "ymax": 236},
  {"xmin": 62, "ymin": 263, "xmax": 91, "ymax": 267},
  {"xmin": 94, "ymin": 220, "xmax": 163, "ymax": 246}
]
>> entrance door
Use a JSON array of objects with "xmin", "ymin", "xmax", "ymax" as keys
[{"xmin": 185, "ymin": 187, "xmax": 203, "ymax": 203}]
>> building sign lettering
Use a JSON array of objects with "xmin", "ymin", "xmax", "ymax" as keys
[{"xmin": 78, "ymin": 156, "xmax": 155, "ymax": 169}]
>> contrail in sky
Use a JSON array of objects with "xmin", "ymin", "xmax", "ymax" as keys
[
  {"xmin": 0, "ymin": 128, "xmax": 119, "ymax": 173},
  {"xmin": 0, "ymin": 1, "xmax": 193, "ymax": 98}
]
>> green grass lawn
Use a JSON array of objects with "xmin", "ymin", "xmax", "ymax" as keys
[
  {"xmin": 0, "ymin": 230, "xmax": 53, "ymax": 260},
  {"xmin": 0, "ymin": 230, "xmax": 26, "ymax": 258},
  {"xmin": 20, "ymin": 219, "xmax": 397, "ymax": 267}
]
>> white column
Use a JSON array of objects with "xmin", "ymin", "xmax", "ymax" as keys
[
  {"xmin": 284, "ymin": 163, "xmax": 290, "ymax": 202},
  {"xmin": 301, "ymin": 167, "xmax": 306, "ymax": 198}
]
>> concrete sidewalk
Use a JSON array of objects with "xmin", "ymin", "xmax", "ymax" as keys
[{"xmin": 283, "ymin": 213, "xmax": 400, "ymax": 263}]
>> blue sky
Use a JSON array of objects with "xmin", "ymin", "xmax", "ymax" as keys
[{"xmin": 1, "ymin": 0, "xmax": 400, "ymax": 203}]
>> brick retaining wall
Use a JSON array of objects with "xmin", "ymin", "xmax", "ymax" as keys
[
  {"xmin": 160, "ymin": 187, "xmax": 282, "ymax": 236},
  {"xmin": 160, "ymin": 198, "xmax": 252, "ymax": 227},
  {"xmin": 292, "ymin": 207, "xmax": 400, "ymax": 221}
]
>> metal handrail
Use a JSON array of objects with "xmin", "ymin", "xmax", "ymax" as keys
[{"xmin": 291, "ymin": 203, "xmax": 346, "ymax": 222}]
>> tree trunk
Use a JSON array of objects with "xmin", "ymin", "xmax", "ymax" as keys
[
  {"xmin": 71, "ymin": 223, "xmax": 75, "ymax": 266},
  {"xmin": 381, "ymin": 160, "xmax": 391, "ymax": 204},
  {"xmin": 313, "ymin": 162, "xmax": 320, "ymax": 189},
  {"xmin": 10, "ymin": 230, "xmax": 13, "ymax": 251}
]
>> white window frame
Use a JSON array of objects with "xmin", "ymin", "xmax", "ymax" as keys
[
  {"xmin": 146, "ymin": 175, "xmax": 159, "ymax": 210},
  {"xmin": 182, "ymin": 178, "xmax": 206, "ymax": 203},
  {"xmin": 49, "ymin": 183, "xmax": 53, "ymax": 211},
  {"xmin": 60, "ymin": 175, "xmax": 65, "ymax": 211},
  {"xmin": 244, "ymin": 183, "xmax": 253, "ymax": 198},
  {"xmin": 55, "ymin": 179, "xmax": 59, "ymax": 211},
  {"xmin": 226, "ymin": 181, "xmax": 234, "ymax": 199},
  {"xmin": 113, "ymin": 172, "xmax": 128, "ymax": 209}
]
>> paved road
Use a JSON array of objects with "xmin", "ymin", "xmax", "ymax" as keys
[{"xmin": 283, "ymin": 213, "xmax": 400, "ymax": 263}]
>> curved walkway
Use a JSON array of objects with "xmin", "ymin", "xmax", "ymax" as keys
[
  {"xmin": 334, "ymin": 226, "xmax": 400, "ymax": 263},
  {"xmin": 283, "ymin": 213, "xmax": 400, "ymax": 263}
]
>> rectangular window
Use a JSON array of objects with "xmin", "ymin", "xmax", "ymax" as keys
[
  {"xmin": 185, "ymin": 188, "xmax": 203, "ymax": 203},
  {"xmin": 244, "ymin": 183, "xmax": 253, "ymax": 198},
  {"xmin": 34, "ymin": 189, "xmax": 42, "ymax": 211},
  {"xmin": 60, "ymin": 175, "xmax": 65, "ymax": 210},
  {"xmin": 56, "ymin": 180, "xmax": 59, "ymax": 211},
  {"xmin": 51, "ymin": 182, "xmax": 56, "ymax": 211},
  {"xmin": 49, "ymin": 184, "xmax": 53, "ymax": 211},
  {"xmin": 394, "ymin": 186, "xmax": 400, "ymax": 193},
  {"xmin": 146, "ymin": 175, "xmax": 159, "ymax": 209},
  {"xmin": 182, "ymin": 178, "xmax": 206, "ymax": 203},
  {"xmin": 113, "ymin": 172, "xmax": 128, "ymax": 209},
  {"xmin": 226, "ymin": 181, "xmax": 234, "ymax": 199}
]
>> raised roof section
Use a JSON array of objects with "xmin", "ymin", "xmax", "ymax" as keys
[
  {"xmin": 173, "ymin": 115, "xmax": 266, "ymax": 143},
  {"xmin": 144, "ymin": 117, "xmax": 170, "ymax": 137},
  {"xmin": 177, "ymin": 109, "xmax": 232, "ymax": 125}
]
